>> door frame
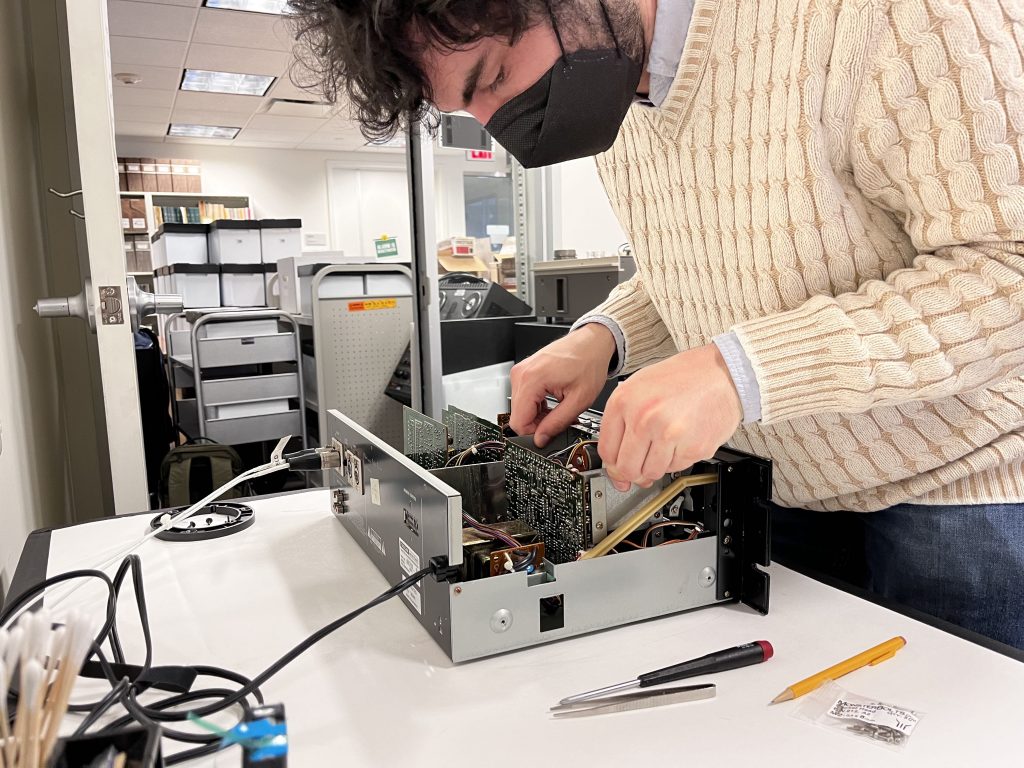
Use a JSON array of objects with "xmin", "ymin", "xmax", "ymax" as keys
[{"xmin": 63, "ymin": 0, "xmax": 149, "ymax": 512}]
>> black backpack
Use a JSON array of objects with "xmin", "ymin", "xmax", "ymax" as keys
[{"xmin": 159, "ymin": 438, "xmax": 245, "ymax": 507}]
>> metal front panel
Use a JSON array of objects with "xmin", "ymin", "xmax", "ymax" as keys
[
  {"xmin": 328, "ymin": 410, "xmax": 460, "ymax": 657},
  {"xmin": 315, "ymin": 295, "xmax": 414, "ymax": 449},
  {"xmin": 449, "ymin": 536, "xmax": 722, "ymax": 662}
]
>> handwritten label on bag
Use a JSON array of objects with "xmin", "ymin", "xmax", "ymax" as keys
[{"xmin": 827, "ymin": 698, "xmax": 920, "ymax": 734}]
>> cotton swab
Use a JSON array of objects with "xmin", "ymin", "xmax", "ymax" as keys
[{"xmin": 0, "ymin": 612, "xmax": 96, "ymax": 768}]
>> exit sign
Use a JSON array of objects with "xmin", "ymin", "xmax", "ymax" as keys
[{"xmin": 467, "ymin": 150, "xmax": 493, "ymax": 161}]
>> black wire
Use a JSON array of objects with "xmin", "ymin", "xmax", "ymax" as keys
[{"xmin": 2, "ymin": 556, "xmax": 433, "ymax": 764}]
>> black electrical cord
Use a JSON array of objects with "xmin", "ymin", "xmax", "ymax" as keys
[{"xmin": 1, "ymin": 556, "xmax": 435, "ymax": 765}]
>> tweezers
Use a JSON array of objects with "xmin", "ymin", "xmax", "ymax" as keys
[{"xmin": 549, "ymin": 683, "xmax": 716, "ymax": 718}]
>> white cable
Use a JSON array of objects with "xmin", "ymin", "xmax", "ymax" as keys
[{"xmin": 1, "ymin": 459, "xmax": 290, "ymax": 630}]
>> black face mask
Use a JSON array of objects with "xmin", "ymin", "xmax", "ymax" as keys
[{"xmin": 485, "ymin": 45, "xmax": 643, "ymax": 168}]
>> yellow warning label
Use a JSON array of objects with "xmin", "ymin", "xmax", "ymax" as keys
[{"xmin": 348, "ymin": 298, "xmax": 397, "ymax": 312}]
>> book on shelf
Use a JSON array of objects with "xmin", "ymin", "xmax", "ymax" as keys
[{"xmin": 154, "ymin": 202, "xmax": 253, "ymax": 228}]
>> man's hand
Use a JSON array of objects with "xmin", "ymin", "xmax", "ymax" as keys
[
  {"xmin": 509, "ymin": 324, "xmax": 616, "ymax": 447},
  {"xmin": 599, "ymin": 344, "xmax": 743, "ymax": 492}
]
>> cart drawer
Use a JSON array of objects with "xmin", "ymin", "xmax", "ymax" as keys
[
  {"xmin": 205, "ymin": 410, "xmax": 302, "ymax": 445},
  {"xmin": 202, "ymin": 373, "xmax": 299, "ymax": 406},
  {"xmin": 196, "ymin": 331, "xmax": 297, "ymax": 367}
]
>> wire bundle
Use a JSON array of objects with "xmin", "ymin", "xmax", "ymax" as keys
[
  {"xmin": 0, "ymin": 556, "xmax": 432, "ymax": 765},
  {"xmin": 461, "ymin": 513, "xmax": 535, "ymax": 573},
  {"xmin": 445, "ymin": 441, "xmax": 505, "ymax": 467},
  {"xmin": 0, "ymin": 611, "xmax": 95, "ymax": 768}
]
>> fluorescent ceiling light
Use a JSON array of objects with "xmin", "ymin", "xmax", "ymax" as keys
[
  {"xmin": 168, "ymin": 124, "xmax": 240, "ymax": 140},
  {"xmin": 204, "ymin": 0, "xmax": 291, "ymax": 13},
  {"xmin": 181, "ymin": 69, "xmax": 275, "ymax": 97}
]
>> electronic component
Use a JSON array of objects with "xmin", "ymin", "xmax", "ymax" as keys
[
  {"xmin": 327, "ymin": 407, "xmax": 773, "ymax": 662},
  {"xmin": 402, "ymin": 406, "xmax": 449, "ymax": 469},
  {"xmin": 504, "ymin": 434, "xmax": 591, "ymax": 564},
  {"xmin": 443, "ymin": 405, "xmax": 504, "ymax": 452},
  {"xmin": 460, "ymin": 519, "xmax": 542, "ymax": 580}
]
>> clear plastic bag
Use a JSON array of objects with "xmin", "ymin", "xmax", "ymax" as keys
[{"xmin": 791, "ymin": 681, "xmax": 924, "ymax": 751}]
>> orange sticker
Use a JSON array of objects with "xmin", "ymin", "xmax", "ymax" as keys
[{"xmin": 348, "ymin": 298, "xmax": 398, "ymax": 312}]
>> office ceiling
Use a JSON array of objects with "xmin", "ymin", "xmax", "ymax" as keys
[{"xmin": 107, "ymin": 0, "xmax": 395, "ymax": 151}]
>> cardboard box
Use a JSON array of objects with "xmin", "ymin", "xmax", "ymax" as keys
[
  {"xmin": 186, "ymin": 160, "xmax": 202, "ymax": 193},
  {"xmin": 437, "ymin": 235, "xmax": 491, "ymax": 274},
  {"xmin": 134, "ymin": 235, "xmax": 152, "ymax": 272},
  {"xmin": 118, "ymin": 160, "xmax": 128, "ymax": 192},
  {"xmin": 120, "ymin": 198, "xmax": 132, "ymax": 230},
  {"xmin": 129, "ymin": 199, "xmax": 147, "ymax": 231},
  {"xmin": 125, "ymin": 158, "xmax": 143, "ymax": 192},
  {"xmin": 171, "ymin": 160, "xmax": 189, "ymax": 192},
  {"xmin": 155, "ymin": 159, "xmax": 173, "ymax": 192},
  {"xmin": 123, "ymin": 236, "xmax": 137, "ymax": 271},
  {"xmin": 141, "ymin": 158, "xmax": 158, "ymax": 192}
]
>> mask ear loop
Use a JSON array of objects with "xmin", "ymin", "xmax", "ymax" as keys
[
  {"xmin": 597, "ymin": 0, "xmax": 624, "ymax": 55},
  {"xmin": 543, "ymin": 0, "xmax": 568, "ymax": 59}
]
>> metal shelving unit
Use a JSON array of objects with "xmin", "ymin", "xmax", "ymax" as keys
[{"xmin": 166, "ymin": 309, "xmax": 308, "ymax": 450}]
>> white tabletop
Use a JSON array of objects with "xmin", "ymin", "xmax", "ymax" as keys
[{"xmin": 35, "ymin": 490, "xmax": 1024, "ymax": 766}]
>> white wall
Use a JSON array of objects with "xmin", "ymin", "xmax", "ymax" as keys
[
  {"xmin": 0, "ymin": 0, "xmax": 66, "ymax": 598},
  {"xmin": 551, "ymin": 157, "xmax": 629, "ymax": 256},
  {"xmin": 116, "ymin": 139, "xmax": 509, "ymax": 251}
]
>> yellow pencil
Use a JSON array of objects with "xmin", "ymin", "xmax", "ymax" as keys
[{"xmin": 770, "ymin": 636, "xmax": 906, "ymax": 704}]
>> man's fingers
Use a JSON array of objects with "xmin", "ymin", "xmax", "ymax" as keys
[
  {"xmin": 534, "ymin": 393, "xmax": 587, "ymax": 448},
  {"xmin": 597, "ymin": 404, "xmax": 627, "ymax": 489},
  {"xmin": 508, "ymin": 380, "xmax": 547, "ymax": 436},
  {"xmin": 607, "ymin": 428, "xmax": 649, "ymax": 492},
  {"xmin": 639, "ymin": 441, "xmax": 674, "ymax": 487}
]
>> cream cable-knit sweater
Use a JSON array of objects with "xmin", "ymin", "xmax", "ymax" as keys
[{"xmin": 583, "ymin": 0, "xmax": 1024, "ymax": 511}]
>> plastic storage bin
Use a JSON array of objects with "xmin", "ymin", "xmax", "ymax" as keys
[
  {"xmin": 151, "ymin": 224, "xmax": 209, "ymax": 269},
  {"xmin": 220, "ymin": 265, "xmax": 267, "ymax": 307},
  {"xmin": 207, "ymin": 220, "xmax": 261, "ymax": 265},
  {"xmin": 259, "ymin": 219, "xmax": 302, "ymax": 263},
  {"xmin": 154, "ymin": 265, "xmax": 220, "ymax": 308}
]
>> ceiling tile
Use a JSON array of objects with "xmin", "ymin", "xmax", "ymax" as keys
[
  {"xmin": 115, "ymin": 104, "xmax": 172, "ymax": 123},
  {"xmin": 233, "ymin": 140, "xmax": 304, "ymax": 148},
  {"xmin": 192, "ymin": 8, "xmax": 293, "ymax": 51},
  {"xmin": 237, "ymin": 129, "xmax": 317, "ymax": 143},
  {"xmin": 111, "ymin": 63, "xmax": 184, "ymax": 91},
  {"xmin": 185, "ymin": 43, "xmax": 291, "ymax": 77},
  {"xmin": 268, "ymin": 72, "xmax": 324, "ymax": 102},
  {"xmin": 113, "ymin": 86, "xmax": 176, "ymax": 108},
  {"xmin": 169, "ymin": 109, "xmax": 250, "ymax": 128},
  {"xmin": 300, "ymin": 136, "xmax": 367, "ymax": 152},
  {"xmin": 109, "ymin": 36, "xmax": 188, "ymax": 68},
  {"xmin": 245, "ymin": 114, "xmax": 327, "ymax": 132},
  {"xmin": 114, "ymin": 121, "xmax": 171, "ymax": 138},
  {"xmin": 107, "ymin": 1, "xmax": 198, "ymax": 41},
  {"xmin": 119, "ymin": 0, "xmax": 200, "ymax": 6},
  {"xmin": 173, "ymin": 90, "xmax": 264, "ymax": 114}
]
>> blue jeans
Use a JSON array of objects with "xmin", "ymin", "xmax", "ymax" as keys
[{"xmin": 770, "ymin": 502, "xmax": 1024, "ymax": 650}]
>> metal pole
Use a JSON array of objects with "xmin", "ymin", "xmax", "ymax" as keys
[{"xmin": 406, "ymin": 122, "xmax": 444, "ymax": 418}]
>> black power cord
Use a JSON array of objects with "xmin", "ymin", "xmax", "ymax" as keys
[{"xmin": 0, "ymin": 556, "xmax": 437, "ymax": 764}]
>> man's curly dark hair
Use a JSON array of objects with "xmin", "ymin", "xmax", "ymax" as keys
[{"xmin": 288, "ymin": 0, "xmax": 556, "ymax": 143}]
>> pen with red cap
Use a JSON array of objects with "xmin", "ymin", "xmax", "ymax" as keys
[{"xmin": 558, "ymin": 641, "xmax": 774, "ymax": 705}]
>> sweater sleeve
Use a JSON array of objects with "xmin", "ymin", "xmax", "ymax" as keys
[
  {"xmin": 575, "ymin": 273, "xmax": 678, "ymax": 374},
  {"xmin": 730, "ymin": 0, "xmax": 1024, "ymax": 425}
]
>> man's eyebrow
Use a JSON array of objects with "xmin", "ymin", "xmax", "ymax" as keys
[{"xmin": 461, "ymin": 52, "xmax": 487, "ymax": 107}]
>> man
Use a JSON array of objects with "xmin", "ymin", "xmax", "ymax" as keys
[{"xmin": 290, "ymin": 0, "xmax": 1024, "ymax": 649}]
